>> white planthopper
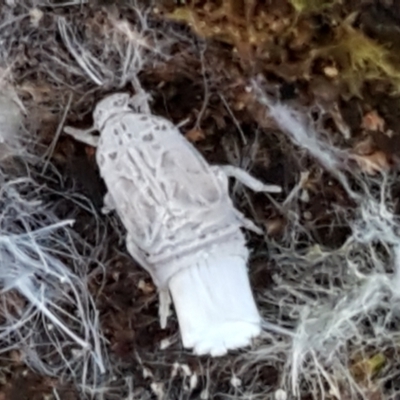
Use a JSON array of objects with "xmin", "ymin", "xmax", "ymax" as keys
[{"xmin": 64, "ymin": 90, "xmax": 281, "ymax": 357}]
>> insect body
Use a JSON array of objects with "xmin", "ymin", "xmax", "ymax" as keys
[{"xmin": 65, "ymin": 91, "xmax": 281, "ymax": 356}]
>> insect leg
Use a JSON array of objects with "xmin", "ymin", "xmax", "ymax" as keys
[
  {"xmin": 233, "ymin": 209, "xmax": 264, "ymax": 235},
  {"xmin": 129, "ymin": 79, "xmax": 152, "ymax": 114},
  {"xmin": 218, "ymin": 165, "xmax": 282, "ymax": 193},
  {"xmin": 159, "ymin": 289, "xmax": 172, "ymax": 330},
  {"xmin": 125, "ymin": 234, "xmax": 172, "ymax": 328},
  {"xmin": 64, "ymin": 126, "xmax": 99, "ymax": 147},
  {"xmin": 210, "ymin": 166, "xmax": 264, "ymax": 235},
  {"xmin": 101, "ymin": 192, "xmax": 116, "ymax": 215}
]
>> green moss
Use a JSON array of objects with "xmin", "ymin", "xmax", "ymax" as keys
[
  {"xmin": 316, "ymin": 24, "xmax": 400, "ymax": 96},
  {"xmin": 289, "ymin": 0, "xmax": 336, "ymax": 13}
]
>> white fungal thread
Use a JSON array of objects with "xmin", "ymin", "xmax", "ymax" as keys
[{"xmin": 65, "ymin": 90, "xmax": 282, "ymax": 356}]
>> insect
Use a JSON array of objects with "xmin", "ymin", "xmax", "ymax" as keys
[{"xmin": 64, "ymin": 90, "xmax": 281, "ymax": 356}]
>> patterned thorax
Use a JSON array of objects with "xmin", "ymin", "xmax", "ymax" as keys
[{"xmin": 93, "ymin": 93, "xmax": 245, "ymax": 276}]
